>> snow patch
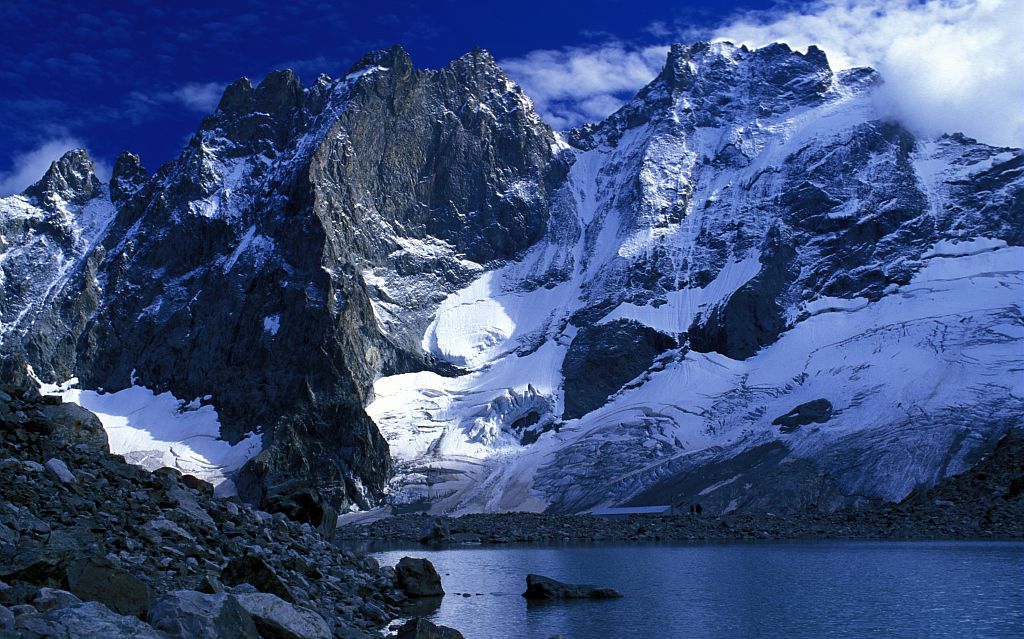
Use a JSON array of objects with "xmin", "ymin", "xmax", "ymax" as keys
[{"xmin": 41, "ymin": 379, "xmax": 262, "ymax": 497}]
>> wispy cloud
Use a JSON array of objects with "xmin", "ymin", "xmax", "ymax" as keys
[
  {"xmin": 170, "ymin": 82, "xmax": 224, "ymax": 112},
  {"xmin": 0, "ymin": 138, "xmax": 111, "ymax": 197},
  {"xmin": 501, "ymin": 45, "xmax": 667, "ymax": 129},
  {"xmin": 501, "ymin": 0, "xmax": 1022, "ymax": 148}
]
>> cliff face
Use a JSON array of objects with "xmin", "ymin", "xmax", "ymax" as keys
[
  {"xmin": 1, "ymin": 41, "xmax": 1021, "ymax": 516},
  {"xmin": 0, "ymin": 45, "xmax": 555, "ymax": 510}
]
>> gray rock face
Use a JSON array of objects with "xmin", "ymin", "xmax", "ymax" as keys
[
  {"xmin": 233, "ymin": 592, "xmax": 331, "ymax": 639},
  {"xmin": 148, "ymin": 590, "xmax": 260, "ymax": 639},
  {"xmin": 522, "ymin": 574, "xmax": 622, "ymax": 600},
  {"xmin": 562, "ymin": 320, "xmax": 677, "ymax": 420},
  {"xmin": 394, "ymin": 557, "xmax": 444, "ymax": 597}
]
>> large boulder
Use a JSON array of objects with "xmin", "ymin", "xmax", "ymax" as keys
[
  {"xmin": 522, "ymin": 574, "xmax": 621, "ymax": 601},
  {"xmin": 65, "ymin": 557, "xmax": 151, "ymax": 618},
  {"xmin": 233, "ymin": 592, "xmax": 331, "ymax": 639},
  {"xmin": 15, "ymin": 601, "xmax": 163, "ymax": 639},
  {"xmin": 221, "ymin": 555, "xmax": 295, "ymax": 603},
  {"xmin": 149, "ymin": 590, "xmax": 260, "ymax": 639},
  {"xmin": 395, "ymin": 617, "xmax": 465, "ymax": 639},
  {"xmin": 394, "ymin": 558, "xmax": 444, "ymax": 597}
]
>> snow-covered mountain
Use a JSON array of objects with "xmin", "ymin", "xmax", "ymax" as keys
[{"xmin": 1, "ymin": 42, "xmax": 1021, "ymax": 516}]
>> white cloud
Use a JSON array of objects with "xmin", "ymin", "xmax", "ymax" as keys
[
  {"xmin": 500, "ymin": 0, "xmax": 1022, "ymax": 148},
  {"xmin": 501, "ymin": 45, "xmax": 667, "ymax": 129},
  {"xmin": 0, "ymin": 138, "xmax": 111, "ymax": 197},
  {"xmin": 709, "ymin": 0, "xmax": 1024, "ymax": 148},
  {"xmin": 170, "ymin": 82, "xmax": 225, "ymax": 113}
]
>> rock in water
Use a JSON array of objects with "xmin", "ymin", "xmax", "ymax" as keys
[
  {"xmin": 394, "ymin": 558, "xmax": 445, "ymax": 597},
  {"xmin": 522, "ymin": 574, "xmax": 622, "ymax": 601},
  {"xmin": 65, "ymin": 557, "xmax": 151, "ymax": 618},
  {"xmin": 221, "ymin": 555, "xmax": 295, "ymax": 603},
  {"xmin": 396, "ymin": 617, "xmax": 465, "ymax": 639}
]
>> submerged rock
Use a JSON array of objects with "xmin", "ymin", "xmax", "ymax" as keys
[{"xmin": 522, "ymin": 574, "xmax": 622, "ymax": 601}]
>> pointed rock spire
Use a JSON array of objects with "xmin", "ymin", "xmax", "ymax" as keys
[
  {"xmin": 110, "ymin": 151, "xmax": 147, "ymax": 204},
  {"xmin": 23, "ymin": 149, "xmax": 101, "ymax": 209}
]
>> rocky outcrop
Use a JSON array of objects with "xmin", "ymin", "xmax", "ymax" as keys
[
  {"xmin": 773, "ymin": 399, "xmax": 834, "ymax": 432},
  {"xmin": 562, "ymin": 321, "xmax": 677, "ymax": 420},
  {"xmin": 394, "ymin": 557, "xmax": 444, "ymax": 597},
  {"xmin": 522, "ymin": 574, "xmax": 621, "ymax": 600}
]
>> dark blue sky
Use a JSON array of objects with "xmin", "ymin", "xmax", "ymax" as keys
[{"xmin": 0, "ymin": 0, "xmax": 779, "ymax": 189}]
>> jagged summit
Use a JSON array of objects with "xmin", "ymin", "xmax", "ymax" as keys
[{"xmin": 23, "ymin": 148, "xmax": 101, "ymax": 210}]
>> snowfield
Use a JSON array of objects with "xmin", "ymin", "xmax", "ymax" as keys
[{"xmin": 41, "ymin": 379, "xmax": 262, "ymax": 497}]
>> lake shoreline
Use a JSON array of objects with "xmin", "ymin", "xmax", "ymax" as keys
[{"xmin": 339, "ymin": 430, "xmax": 1023, "ymax": 545}]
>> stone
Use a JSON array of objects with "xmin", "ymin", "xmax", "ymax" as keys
[
  {"xmin": 233, "ymin": 592, "xmax": 331, "ymax": 639},
  {"xmin": 0, "ymin": 605, "xmax": 12, "ymax": 630},
  {"xmin": 522, "ymin": 574, "xmax": 622, "ymax": 601},
  {"xmin": 141, "ymin": 518, "xmax": 195, "ymax": 543},
  {"xmin": 14, "ymin": 601, "xmax": 164, "ymax": 639},
  {"xmin": 394, "ymin": 558, "xmax": 444, "ymax": 597},
  {"xmin": 31, "ymin": 588, "xmax": 82, "ymax": 613},
  {"xmin": 395, "ymin": 617, "xmax": 465, "ymax": 639},
  {"xmin": 148, "ymin": 590, "xmax": 260, "ymax": 639},
  {"xmin": 43, "ymin": 459, "xmax": 75, "ymax": 484},
  {"xmin": 65, "ymin": 557, "xmax": 151, "ymax": 618},
  {"xmin": 221, "ymin": 555, "xmax": 295, "ymax": 602},
  {"xmin": 418, "ymin": 519, "xmax": 450, "ymax": 546}
]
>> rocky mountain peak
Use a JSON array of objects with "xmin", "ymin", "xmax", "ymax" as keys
[
  {"xmin": 110, "ymin": 151, "xmax": 147, "ymax": 205},
  {"xmin": 347, "ymin": 44, "xmax": 414, "ymax": 77},
  {"xmin": 23, "ymin": 149, "xmax": 101, "ymax": 210}
]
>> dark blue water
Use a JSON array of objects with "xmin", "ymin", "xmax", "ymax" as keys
[{"xmin": 370, "ymin": 541, "xmax": 1024, "ymax": 639}]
